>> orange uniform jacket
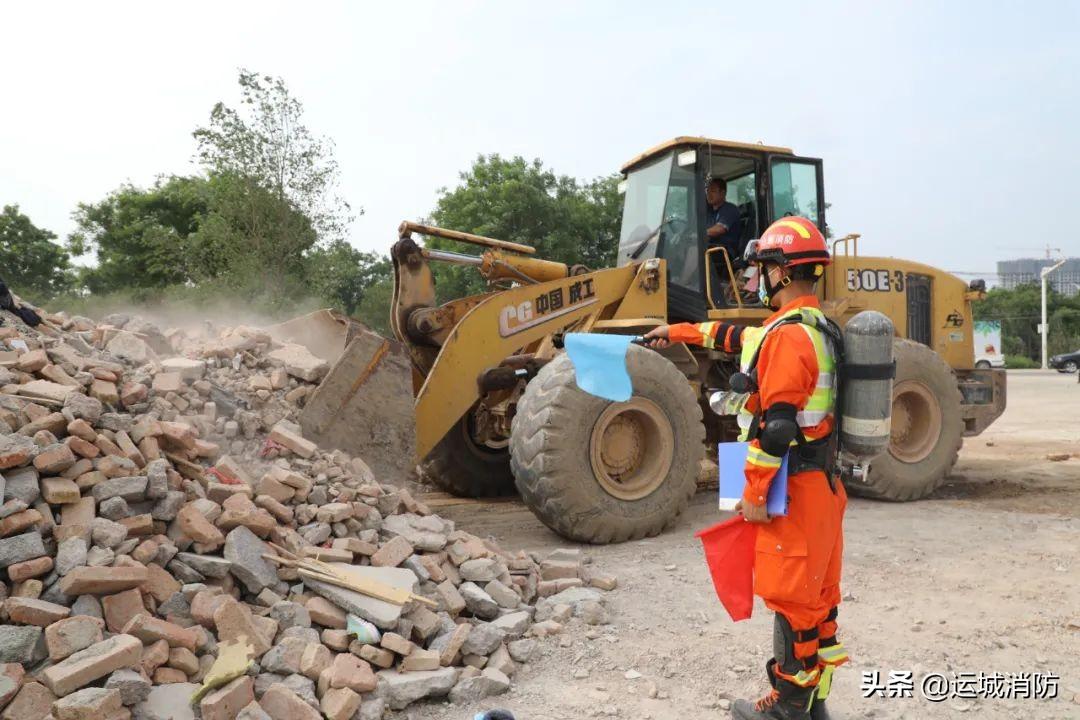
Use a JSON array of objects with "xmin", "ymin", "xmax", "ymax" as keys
[
  {"xmin": 669, "ymin": 296, "xmax": 847, "ymax": 638},
  {"xmin": 669, "ymin": 297, "xmax": 834, "ymax": 510}
]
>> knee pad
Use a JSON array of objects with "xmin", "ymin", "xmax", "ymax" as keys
[{"xmin": 773, "ymin": 614, "xmax": 820, "ymax": 687}]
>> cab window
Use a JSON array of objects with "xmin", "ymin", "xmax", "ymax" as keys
[
  {"xmin": 771, "ymin": 160, "xmax": 821, "ymax": 226},
  {"xmin": 657, "ymin": 163, "xmax": 699, "ymax": 292},
  {"xmin": 617, "ymin": 153, "xmax": 674, "ymax": 264}
]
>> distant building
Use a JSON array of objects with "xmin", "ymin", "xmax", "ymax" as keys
[{"xmin": 997, "ymin": 258, "xmax": 1080, "ymax": 297}]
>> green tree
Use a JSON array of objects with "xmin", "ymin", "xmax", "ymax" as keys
[
  {"xmin": 67, "ymin": 176, "xmax": 208, "ymax": 294},
  {"xmin": 563, "ymin": 174, "xmax": 622, "ymax": 269},
  {"xmin": 974, "ymin": 283, "xmax": 1080, "ymax": 359},
  {"xmin": 308, "ymin": 240, "xmax": 391, "ymax": 315},
  {"xmin": 69, "ymin": 69, "xmax": 366, "ymax": 313},
  {"xmin": 192, "ymin": 69, "xmax": 355, "ymax": 294},
  {"xmin": 0, "ymin": 205, "xmax": 72, "ymax": 301},
  {"xmin": 425, "ymin": 155, "xmax": 622, "ymax": 301},
  {"xmin": 185, "ymin": 172, "xmax": 319, "ymax": 301},
  {"xmin": 355, "ymin": 275, "xmax": 394, "ymax": 336}
]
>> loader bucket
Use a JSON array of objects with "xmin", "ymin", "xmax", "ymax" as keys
[
  {"xmin": 266, "ymin": 309, "xmax": 354, "ymax": 365},
  {"xmin": 298, "ymin": 325, "xmax": 416, "ymax": 481}
]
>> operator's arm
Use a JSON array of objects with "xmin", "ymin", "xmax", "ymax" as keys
[
  {"xmin": 667, "ymin": 320, "xmax": 745, "ymax": 352},
  {"xmin": 706, "ymin": 222, "xmax": 729, "ymax": 239},
  {"xmin": 742, "ymin": 325, "xmax": 819, "ymax": 510},
  {"xmin": 706, "ymin": 204, "xmax": 739, "ymax": 239}
]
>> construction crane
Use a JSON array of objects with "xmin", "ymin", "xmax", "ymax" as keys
[{"xmin": 998, "ymin": 245, "xmax": 1064, "ymax": 259}]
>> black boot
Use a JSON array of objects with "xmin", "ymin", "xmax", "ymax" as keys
[
  {"xmin": 732, "ymin": 617, "xmax": 821, "ymax": 720},
  {"xmin": 809, "ymin": 698, "xmax": 832, "ymax": 720},
  {"xmin": 731, "ymin": 678, "xmax": 813, "ymax": 719}
]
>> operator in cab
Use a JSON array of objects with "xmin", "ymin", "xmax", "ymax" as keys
[
  {"xmin": 644, "ymin": 217, "xmax": 848, "ymax": 720},
  {"xmin": 705, "ymin": 177, "xmax": 743, "ymax": 261}
]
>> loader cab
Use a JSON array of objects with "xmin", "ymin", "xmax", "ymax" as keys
[{"xmin": 616, "ymin": 137, "xmax": 826, "ymax": 321}]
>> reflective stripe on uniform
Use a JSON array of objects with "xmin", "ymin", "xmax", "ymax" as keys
[
  {"xmin": 747, "ymin": 445, "xmax": 783, "ymax": 468},
  {"xmin": 817, "ymin": 642, "xmax": 849, "ymax": 666},
  {"xmin": 796, "ymin": 409, "xmax": 830, "ymax": 425},
  {"xmin": 815, "ymin": 665, "xmax": 835, "ymax": 700},
  {"xmin": 795, "ymin": 320, "xmax": 836, "ymax": 426},
  {"xmin": 696, "ymin": 321, "xmax": 718, "ymax": 349},
  {"xmin": 777, "ymin": 666, "xmax": 820, "ymax": 688},
  {"xmin": 736, "ymin": 306, "xmax": 836, "ymax": 442}
]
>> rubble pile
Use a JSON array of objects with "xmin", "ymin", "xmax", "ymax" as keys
[
  {"xmin": 98, "ymin": 313, "xmax": 326, "ymax": 453},
  {"xmin": 0, "ymin": 306, "xmax": 617, "ymax": 720}
]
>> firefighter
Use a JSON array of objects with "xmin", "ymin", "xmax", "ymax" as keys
[{"xmin": 644, "ymin": 216, "xmax": 848, "ymax": 720}]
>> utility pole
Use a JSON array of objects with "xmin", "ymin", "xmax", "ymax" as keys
[{"xmin": 1040, "ymin": 258, "xmax": 1067, "ymax": 369}]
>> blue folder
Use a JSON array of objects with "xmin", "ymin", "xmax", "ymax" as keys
[{"xmin": 717, "ymin": 441, "xmax": 789, "ymax": 517}]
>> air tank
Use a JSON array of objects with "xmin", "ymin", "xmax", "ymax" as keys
[{"xmin": 839, "ymin": 311, "xmax": 895, "ymax": 460}]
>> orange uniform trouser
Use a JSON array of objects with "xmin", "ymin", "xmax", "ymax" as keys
[{"xmin": 754, "ymin": 470, "xmax": 848, "ymax": 689}]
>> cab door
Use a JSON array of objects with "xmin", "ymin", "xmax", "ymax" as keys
[{"xmin": 766, "ymin": 156, "xmax": 826, "ymax": 235}]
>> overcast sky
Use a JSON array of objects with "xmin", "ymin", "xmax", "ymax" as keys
[{"xmin": 2, "ymin": 1, "xmax": 1077, "ymax": 278}]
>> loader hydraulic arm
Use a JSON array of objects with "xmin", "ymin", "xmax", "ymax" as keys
[
  {"xmin": 390, "ymin": 222, "xmax": 668, "ymax": 461},
  {"xmin": 391, "ymin": 223, "xmax": 574, "ymax": 358},
  {"xmin": 395, "ymin": 221, "xmax": 573, "ymax": 285}
]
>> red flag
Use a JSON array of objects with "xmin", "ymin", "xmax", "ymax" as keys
[{"xmin": 695, "ymin": 516, "xmax": 757, "ymax": 621}]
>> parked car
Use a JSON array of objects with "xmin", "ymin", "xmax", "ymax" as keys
[
  {"xmin": 975, "ymin": 353, "xmax": 1006, "ymax": 369},
  {"xmin": 974, "ymin": 320, "xmax": 1006, "ymax": 369},
  {"xmin": 1049, "ymin": 349, "xmax": 1080, "ymax": 373}
]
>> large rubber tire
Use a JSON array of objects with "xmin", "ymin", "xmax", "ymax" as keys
[
  {"xmin": 510, "ymin": 346, "xmax": 705, "ymax": 544},
  {"xmin": 847, "ymin": 338, "xmax": 963, "ymax": 501},
  {"xmin": 419, "ymin": 412, "xmax": 516, "ymax": 498}
]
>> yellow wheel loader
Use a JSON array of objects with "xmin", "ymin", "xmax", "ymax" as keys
[{"xmin": 311, "ymin": 137, "xmax": 1007, "ymax": 544}]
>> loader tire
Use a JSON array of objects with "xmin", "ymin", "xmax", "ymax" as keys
[
  {"xmin": 510, "ymin": 346, "xmax": 704, "ymax": 544},
  {"xmin": 846, "ymin": 338, "xmax": 963, "ymax": 501},
  {"xmin": 420, "ymin": 412, "xmax": 516, "ymax": 498}
]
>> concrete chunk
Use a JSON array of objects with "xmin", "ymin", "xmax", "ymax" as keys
[
  {"xmin": 267, "ymin": 345, "xmax": 329, "ymax": 382},
  {"xmin": 104, "ymin": 668, "xmax": 151, "ymax": 705},
  {"xmin": 223, "ymin": 526, "xmax": 277, "ymax": 594},
  {"xmin": 459, "ymin": 582, "xmax": 499, "ymax": 619},
  {"xmin": 160, "ymin": 358, "xmax": 206, "ymax": 381},
  {"xmin": 0, "ymin": 531, "xmax": 46, "ymax": 568},
  {"xmin": 91, "ymin": 476, "xmax": 147, "ymax": 503},
  {"xmin": 375, "ymin": 668, "xmax": 458, "ymax": 710},
  {"xmin": 132, "ymin": 682, "xmax": 197, "ymax": 720},
  {"xmin": 303, "ymin": 564, "xmax": 416, "ymax": 630},
  {"xmin": 0, "ymin": 624, "xmax": 45, "ymax": 664},
  {"xmin": 17, "ymin": 380, "xmax": 78, "ymax": 403},
  {"xmin": 52, "ymin": 687, "xmax": 123, "ymax": 720}
]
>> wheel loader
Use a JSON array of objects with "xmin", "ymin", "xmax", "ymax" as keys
[{"xmin": 306, "ymin": 137, "xmax": 1007, "ymax": 544}]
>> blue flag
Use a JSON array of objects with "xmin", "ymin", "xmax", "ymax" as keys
[{"xmin": 564, "ymin": 333, "xmax": 635, "ymax": 402}]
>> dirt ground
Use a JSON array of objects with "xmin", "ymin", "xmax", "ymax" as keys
[{"xmin": 405, "ymin": 370, "xmax": 1079, "ymax": 720}]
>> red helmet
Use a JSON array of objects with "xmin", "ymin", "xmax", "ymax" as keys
[{"xmin": 745, "ymin": 216, "xmax": 830, "ymax": 267}]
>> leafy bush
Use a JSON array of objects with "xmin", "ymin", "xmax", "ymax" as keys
[{"xmin": 1004, "ymin": 354, "xmax": 1039, "ymax": 369}]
